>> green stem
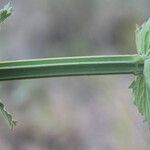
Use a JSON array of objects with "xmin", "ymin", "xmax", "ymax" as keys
[{"xmin": 0, "ymin": 54, "xmax": 144, "ymax": 81}]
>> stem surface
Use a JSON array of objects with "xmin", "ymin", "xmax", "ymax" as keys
[{"xmin": 0, "ymin": 54, "xmax": 144, "ymax": 81}]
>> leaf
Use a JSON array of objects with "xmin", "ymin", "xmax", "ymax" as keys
[
  {"xmin": 0, "ymin": 3, "xmax": 16, "ymax": 129},
  {"xmin": 0, "ymin": 2, "xmax": 12, "ymax": 23},
  {"xmin": 130, "ymin": 18, "xmax": 150, "ymax": 123},
  {"xmin": 0, "ymin": 100, "xmax": 16, "ymax": 129}
]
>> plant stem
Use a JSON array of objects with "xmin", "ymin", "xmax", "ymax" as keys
[{"xmin": 0, "ymin": 54, "xmax": 144, "ymax": 81}]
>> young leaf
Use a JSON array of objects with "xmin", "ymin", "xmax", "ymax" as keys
[
  {"xmin": 130, "ymin": 18, "xmax": 150, "ymax": 123},
  {"xmin": 0, "ymin": 3, "xmax": 16, "ymax": 129},
  {"xmin": 0, "ymin": 2, "xmax": 12, "ymax": 23},
  {"xmin": 0, "ymin": 100, "xmax": 16, "ymax": 129}
]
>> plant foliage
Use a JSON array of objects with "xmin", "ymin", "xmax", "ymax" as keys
[
  {"xmin": 0, "ymin": 3, "xmax": 16, "ymax": 129},
  {"xmin": 130, "ymin": 18, "xmax": 150, "ymax": 123},
  {"xmin": 0, "ymin": 2, "xmax": 149, "ymax": 129},
  {"xmin": 0, "ymin": 2, "xmax": 12, "ymax": 23}
]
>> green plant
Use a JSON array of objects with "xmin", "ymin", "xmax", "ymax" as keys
[
  {"xmin": 0, "ymin": 2, "xmax": 12, "ymax": 23},
  {"xmin": 130, "ymin": 19, "xmax": 150, "ymax": 123},
  {"xmin": 0, "ymin": 3, "xmax": 16, "ymax": 129},
  {"xmin": 0, "ymin": 3, "xmax": 150, "ymax": 129}
]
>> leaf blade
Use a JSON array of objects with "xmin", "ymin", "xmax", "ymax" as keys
[
  {"xmin": 0, "ymin": 100, "xmax": 16, "ymax": 129},
  {"xmin": 131, "ymin": 18, "xmax": 150, "ymax": 124}
]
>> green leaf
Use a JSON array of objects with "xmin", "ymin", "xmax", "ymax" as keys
[
  {"xmin": 0, "ymin": 100, "xmax": 16, "ymax": 129},
  {"xmin": 0, "ymin": 2, "xmax": 12, "ymax": 23},
  {"xmin": 0, "ymin": 3, "xmax": 16, "ymax": 129},
  {"xmin": 130, "ymin": 18, "xmax": 150, "ymax": 123}
]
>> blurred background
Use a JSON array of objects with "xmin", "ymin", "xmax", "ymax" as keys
[{"xmin": 0, "ymin": 0, "xmax": 149, "ymax": 149}]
